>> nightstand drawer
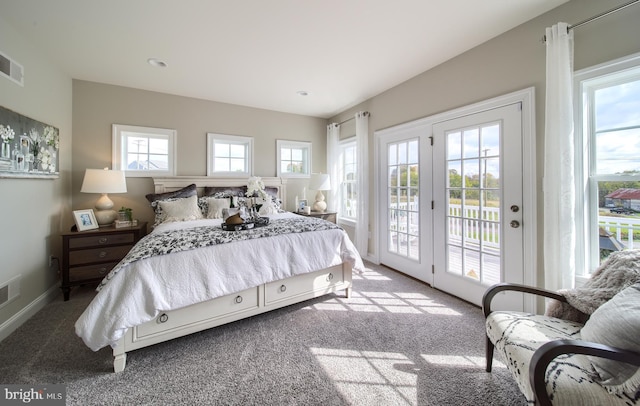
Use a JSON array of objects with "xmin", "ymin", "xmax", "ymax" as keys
[
  {"xmin": 69, "ymin": 262, "xmax": 119, "ymax": 282},
  {"xmin": 69, "ymin": 233, "xmax": 135, "ymax": 248},
  {"xmin": 68, "ymin": 245, "xmax": 133, "ymax": 266}
]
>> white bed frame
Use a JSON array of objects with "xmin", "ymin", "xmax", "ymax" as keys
[{"xmin": 111, "ymin": 176, "xmax": 353, "ymax": 372}]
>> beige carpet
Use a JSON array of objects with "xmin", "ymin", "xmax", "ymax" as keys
[{"xmin": 0, "ymin": 261, "xmax": 526, "ymax": 405}]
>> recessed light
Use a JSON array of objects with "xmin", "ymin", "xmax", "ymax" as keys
[
  {"xmin": 296, "ymin": 90, "xmax": 309, "ymax": 96},
  {"xmin": 147, "ymin": 58, "xmax": 167, "ymax": 68}
]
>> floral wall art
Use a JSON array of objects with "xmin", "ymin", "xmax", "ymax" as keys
[{"xmin": 0, "ymin": 105, "xmax": 59, "ymax": 179}]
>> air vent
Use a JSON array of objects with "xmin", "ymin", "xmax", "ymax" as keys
[
  {"xmin": 0, "ymin": 50, "xmax": 24, "ymax": 86},
  {"xmin": 0, "ymin": 275, "xmax": 20, "ymax": 309}
]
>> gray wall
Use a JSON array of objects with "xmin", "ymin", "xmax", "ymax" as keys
[
  {"xmin": 0, "ymin": 17, "xmax": 72, "ymax": 329},
  {"xmin": 72, "ymin": 81, "xmax": 328, "ymax": 228},
  {"xmin": 330, "ymin": 0, "xmax": 640, "ymax": 282}
]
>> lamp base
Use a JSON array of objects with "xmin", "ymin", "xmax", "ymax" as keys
[
  {"xmin": 313, "ymin": 190, "xmax": 327, "ymax": 212},
  {"xmin": 94, "ymin": 209, "xmax": 117, "ymax": 227}
]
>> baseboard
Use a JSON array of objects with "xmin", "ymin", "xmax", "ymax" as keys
[{"xmin": 0, "ymin": 283, "xmax": 59, "ymax": 342}]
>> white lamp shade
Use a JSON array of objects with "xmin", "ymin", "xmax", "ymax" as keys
[
  {"xmin": 309, "ymin": 173, "xmax": 331, "ymax": 191},
  {"xmin": 81, "ymin": 168, "xmax": 127, "ymax": 194}
]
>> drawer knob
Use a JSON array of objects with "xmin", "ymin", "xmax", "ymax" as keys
[
  {"xmin": 98, "ymin": 237, "xmax": 108, "ymax": 244},
  {"xmin": 98, "ymin": 267, "xmax": 107, "ymax": 275},
  {"xmin": 158, "ymin": 313, "xmax": 169, "ymax": 323},
  {"xmin": 327, "ymin": 273, "xmax": 334, "ymax": 281},
  {"xmin": 98, "ymin": 251, "xmax": 107, "ymax": 258},
  {"xmin": 234, "ymin": 295, "xmax": 243, "ymax": 304},
  {"xmin": 279, "ymin": 285, "xmax": 287, "ymax": 293}
]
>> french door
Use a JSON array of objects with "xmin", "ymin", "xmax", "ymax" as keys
[
  {"xmin": 379, "ymin": 125, "xmax": 433, "ymax": 284},
  {"xmin": 432, "ymin": 103, "xmax": 523, "ymax": 308},
  {"xmin": 377, "ymin": 91, "xmax": 532, "ymax": 310}
]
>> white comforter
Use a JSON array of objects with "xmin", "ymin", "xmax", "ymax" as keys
[{"xmin": 75, "ymin": 212, "xmax": 364, "ymax": 351}]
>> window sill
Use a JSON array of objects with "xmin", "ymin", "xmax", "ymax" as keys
[{"xmin": 338, "ymin": 218, "xmax": 356, "ymax": 228}]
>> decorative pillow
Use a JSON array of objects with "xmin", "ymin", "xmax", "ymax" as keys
[
  {"xmin": 145, "ymin": 183, "xmax": 197, "ymax": 203},
  {"xmin": 206, "ymin": 197, "xmax": 231, "ymax": 219},
  {"xmin": 203, "ymin": 186, "xmax": 246, "ymax": 197},
  {"xmin": 157, "ymin": 195, "xmax": 203, "ymax": 224},
  {"xmin": 581, "ymin": 283, "xmax": 640, "ymax": 394}
]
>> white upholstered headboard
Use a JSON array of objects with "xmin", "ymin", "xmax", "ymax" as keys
[{"xmin": 152, "ymin": 176, "xmax": 287, "ymax": 203}]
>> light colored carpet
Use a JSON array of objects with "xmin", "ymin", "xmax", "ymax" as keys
[{"xmin": 0, "ymin": 261, "xmax": 526, "ymax": 405}]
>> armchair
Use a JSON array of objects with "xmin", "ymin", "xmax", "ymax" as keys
[{"xmin": 483, "ymin": 283, "xmax": 640, "ymax": 405}]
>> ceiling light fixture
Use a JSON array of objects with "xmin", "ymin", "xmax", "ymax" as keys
[
  {"xmin": 296, "ymin": 90, "xmax": 309, "ymax": 96},
  {"xmin": 147, "ymin": 58, "xmax": 167, "ymax": 68}
]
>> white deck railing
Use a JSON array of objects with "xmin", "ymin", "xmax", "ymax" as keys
[
  {"xmin": 599, "ymin": 215, "xmax": 640, "ymax": 249},
  {"xmin": 389, "ymin": 204, "xmax": 639, "ymax": 251}
]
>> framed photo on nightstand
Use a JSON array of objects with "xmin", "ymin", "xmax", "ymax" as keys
[
  {"xmin": 298, "ymin": 199, "xmax": 308, "ymax": 213},
  {"xmin": 73, "ymin": 209, "xmax": 99, "ymax": 231}
]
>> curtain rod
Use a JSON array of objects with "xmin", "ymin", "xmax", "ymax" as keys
[
  {"xmin": 542, "ymin": 0, "xmax": 640, "ymax": 42},
  {"xmin": 336, "ymin": 111, "xmax": 370, "ymax": 126},
  {"xmin": 337, "ymin": 116, "xmax": 354, "ymax": 125}
]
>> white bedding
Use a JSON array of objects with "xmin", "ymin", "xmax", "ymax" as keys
[{"xmin": 75, "ymin": 212, "xmax": 364, "ymax": 351}]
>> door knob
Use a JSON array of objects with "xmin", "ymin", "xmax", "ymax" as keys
[
  {"xmin": 510, "ymin": 220, "xmax": 520, "ymax": 228},
  {"xmin": 510, "ymin": 205, "xmax": 520, "ymax": 213}
]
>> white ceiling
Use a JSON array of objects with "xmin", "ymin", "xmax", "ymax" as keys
[{"xmin": 1, "ymin": 0, "xmax": 567, "ymax": 118}]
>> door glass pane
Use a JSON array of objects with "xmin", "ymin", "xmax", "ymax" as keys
[
  {"xmin": 387, "ymin": 139, "xmax": 419, "ymax": 261},
  {"xmin": 445, "ymin": 123, "xmax": 501, "ymax": 286}
]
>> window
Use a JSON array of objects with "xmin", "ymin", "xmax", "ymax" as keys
[
  {"xmin": 575, "ymin": 53, "xmax": 640, "ymax": 275},
  {"xmin": 276, "ymin": 140, "xmax": 311, "ymax": 177},
  {"xmin": 207, "ymin": 133, "xmax": 253, "ymax": 177},
  {"xmin": 339, "ymin": 138, "xmax": 357, "ymax": 221},
  {"xmin": 112, "ymin": 124, "xmax": 176, "ymax": 177}
]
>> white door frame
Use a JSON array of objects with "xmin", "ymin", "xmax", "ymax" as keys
[{"xmin": 374, "ymin": 87, "xmax": 536, "ymax": 312}]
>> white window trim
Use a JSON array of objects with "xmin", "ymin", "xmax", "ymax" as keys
[
  {"xmin": 574, "ymin": 51, "xmax": 640, "ymax": 278},
  {"xmin": 338, "ymin": 137, "xmax": 357, "ymax": 226},
  {"xmin": 112, "ymin": 124, "xmax": 176, "ymax": 177},
  {"xmin": 207, "ymin": 133, "xmax": 253, "ymax": 177},
  {"xmin": 276, "ymin": 140, "xmax": 311, "ymax": 178}
]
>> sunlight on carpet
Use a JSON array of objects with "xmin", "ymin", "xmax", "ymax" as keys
[
  {"xmin": 301, "ymin": 290, "xmax": 462, "ymax": 316},
  {"xmin": 310, "ymin": 347, "xmax": 417, "ymax": 406}
]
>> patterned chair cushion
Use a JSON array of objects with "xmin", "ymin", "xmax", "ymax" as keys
[{"xmin": 486, "ymin": 311, "xmax": 639, "ymax": 405}]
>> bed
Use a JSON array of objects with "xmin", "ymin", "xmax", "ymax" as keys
[{"xmin": 75, "ymin": 176, "xmax": 364, "ymax": 372}]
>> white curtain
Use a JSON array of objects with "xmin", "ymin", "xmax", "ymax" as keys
[
  {"xmin": 326, "ymin": 123, "xmax": 340, "ymax": 214},
  {"xmin": 355, "ymin": 111, "xmax": 369, "ymax": 257},
  {"xmin": 543, "ymin": 22, "xmax": 575, "ymax": 291}
]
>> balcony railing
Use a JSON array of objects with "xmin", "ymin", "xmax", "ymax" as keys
[
  {"xmin": 599, "ymin": 215, "xmax": 640, "ymax": 249},
  {"xmin": 389, "ymin": 204, "xmax": 639, "ymax": 251}
]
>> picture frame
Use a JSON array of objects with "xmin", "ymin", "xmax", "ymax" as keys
[
  {"xmin": 73, "ymin": 209, "xmax": 99, "ymax": 231},
  {"xmin": 298, "ymin": 199, "xmax": 308, "ymax": 212}
]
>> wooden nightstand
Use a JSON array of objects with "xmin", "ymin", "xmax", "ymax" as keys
[
  {"xmin": 61, "ymin": 222, "xmax": 147, "ymax": 301},
  {"xmin": 296, "ymin": 211, "xmax": 337, "ymax": 224}
]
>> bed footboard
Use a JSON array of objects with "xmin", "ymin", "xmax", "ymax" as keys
[{"xmin": 112, "ymin": 262, "xmax": 352, "ymax": 372}]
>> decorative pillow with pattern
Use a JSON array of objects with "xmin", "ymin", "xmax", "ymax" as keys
[
  {"xmin": 581, "ymin": 283, "xmax": 640, "ymax": 395},
  {"xmin": 145, "ymin": 183, "xmax": 197, "ymax": 203},
  {"xmin": 157, "ymin": 195, "xmax": 203, "ymax": 224},
  {"xmin": 147, "ymin": 184, "xmax": 199, "ymax": 227},
  {"xmin": 206, "ymin": 197, "xmax": 231, "ymax": 219}
]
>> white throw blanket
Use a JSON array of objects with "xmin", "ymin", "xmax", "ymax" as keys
[{"xmin": 75, "ymin": 213, "xmax": 365, "ymax": 351}]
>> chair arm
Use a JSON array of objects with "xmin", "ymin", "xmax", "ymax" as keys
[
  {"xmin": 529, "ymin": 339, "xmax": 640, "ymax": 406},
  {"xmin": 482, "ymin": 283, "xmax": 567, "ymax": 318}
]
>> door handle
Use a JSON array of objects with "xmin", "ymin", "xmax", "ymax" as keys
[
  {"xmin": 510, "ymin": 220, "xmax": 520, "ymax": 228},
  {"xmin": 510, "ymin": 205, "xmax": 520, "ymax": 213}
]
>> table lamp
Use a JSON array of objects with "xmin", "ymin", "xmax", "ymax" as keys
[
  {"xmin": 309, "ymin": 173, "xmax": 331, "ymax": 212},
  {"xmin": 81, "ymin": 168, "xmax": 127, "ymax": 226}
]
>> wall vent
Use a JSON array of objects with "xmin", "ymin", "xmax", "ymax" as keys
[
  {"xmin": 0, "ymin": 275, "xmax": 21, "ymax": 309},
  {"xmin": 0, "ymin": 285, "xmax": 7, "ymax": 306},
  {"xmin": 0, "ymin": 50, "xmax": 24, "ymax": 86}
]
